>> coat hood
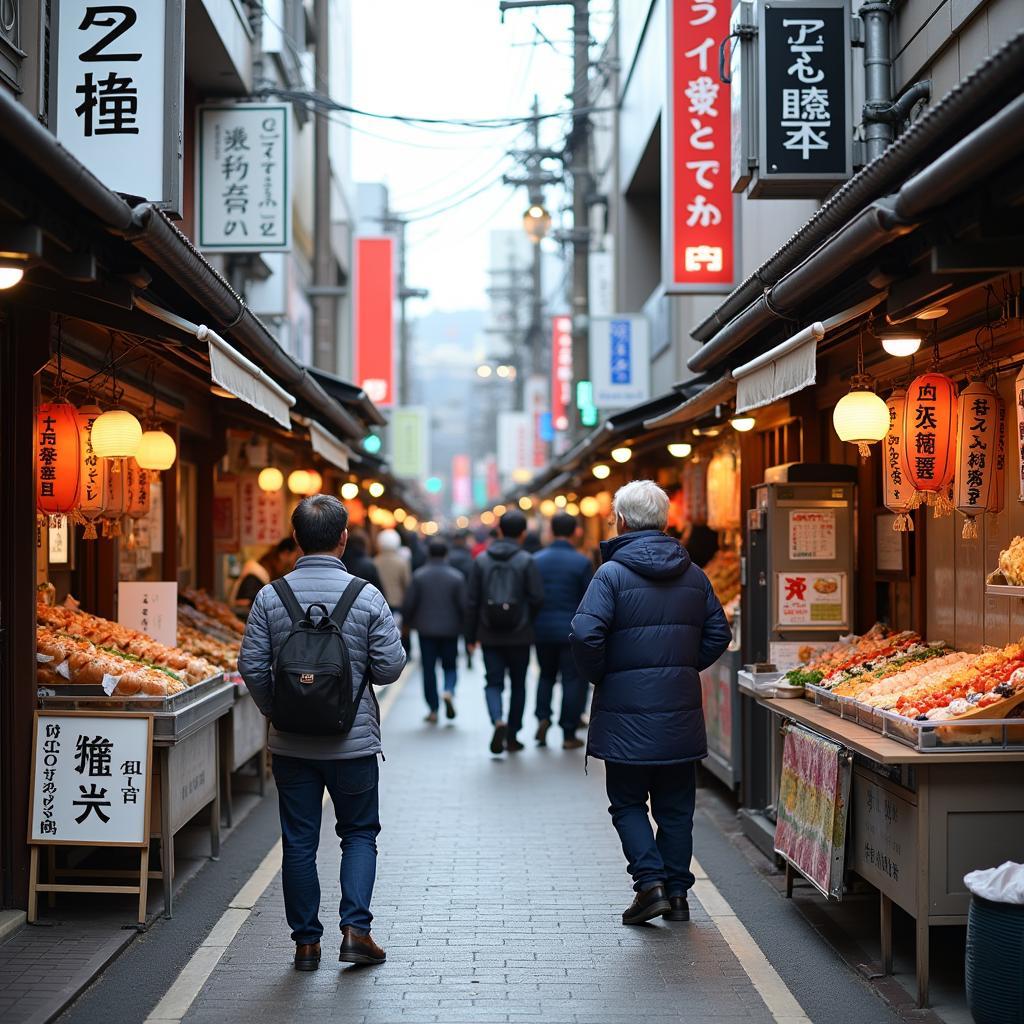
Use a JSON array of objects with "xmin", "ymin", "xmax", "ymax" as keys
[
  {"xmin": 487, "ymin": 538, "xmax": 524, "ymax": 561},
  {"xmin": 601, "ymin": 530, "xmax": 691, "ymax": 580}
]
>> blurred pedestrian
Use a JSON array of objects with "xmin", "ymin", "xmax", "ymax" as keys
[
  {"xmin": 570, "ymin": 481, "xmax": 730, "ymax": 926},
  {"xmin": 403, "ymin": 539, "xmax": 466, "ymax": 722},
  {"xmin": 532, "ymin": 513, "xmax": 593, "ymax": 749},
  {"xmin": 231, "ymin": 537, "xmax": 299, "ymax": 616},
  {"xmin": 374, "ymin": 528, "xmax": 411, "ymax": 613},
  {"xmin": 465, "ymin": 509, "xmax": 544, "ymax": 754},
  {"xmin": 472, "ymin": 528, "xmax": 497, "ymax": 559},
  {"xmin": 344, "ymin": 530, "xmax": 383, "ymax": 591},
  {"xmin": 522, "ymin": 529, "xmax": 542, "ymax": 554},
  {"xmin": 448, "ymin": 529, "xmax": 476, "ymax": 669}
]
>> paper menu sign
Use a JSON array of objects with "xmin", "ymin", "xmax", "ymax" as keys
[
  {"xmin": 776, "ymin": 572, "xmax": 848, "ymax": 628},
  {"xmin": 118, "ymin": 581, "xmax": 177, "ymax": 647},
  {"xmin": 788, "ymin": 509, "xmax": 837, "ymax": 561}
]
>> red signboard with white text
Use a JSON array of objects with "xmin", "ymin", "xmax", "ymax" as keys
[
  {"xmin": 354, "ymin": 237, "xmax": 395, "ymax": 407},
  {"xmin": 667, "ymin": 0, "xmax": 734, "ymax": 288},
  {"xmin": 551, "ymin": 316, "xmax": 573, "ymax": 433}
]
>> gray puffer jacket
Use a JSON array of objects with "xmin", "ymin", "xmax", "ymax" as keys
[{"xmin": 238, "ymin": 554, "xmax": 406, "ymax": 759}]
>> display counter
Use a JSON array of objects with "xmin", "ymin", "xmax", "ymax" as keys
[
  {"xmin": 220, "ymin": 677, "xmax": 268, "ymax": 827},
  {"xmin": 700, "ymin": 648, "xmax": 741, "ymax": 789},
  {"xmin": 756, "ymin": 695, "xmax": 1024, "ymax": 1008}
]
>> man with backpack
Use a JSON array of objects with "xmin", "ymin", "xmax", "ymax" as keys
[
  {"xmin": 239, "ymin": 494, "xmax": 406, "ymax": 972},
  {"xmin": 465, "ymin": 509, "xmax": 545, "ymax": 754}
]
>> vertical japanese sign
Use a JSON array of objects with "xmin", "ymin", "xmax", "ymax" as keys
[
  {"xmin": 451, "ymin": 455, "xmax": 472, "ymax": 512},
  {"xmin": 761, "ymin": 1, "xmax": 851, "ymax": 185},
  {"xmin": 551, "ymin": 316, "xmax": 573, "ymax": 433},
  {"xmin": 497, "ymin": 412, "xmax": 533, "ymax": 484},
  {"xmin": 667, "ymin": 0, "xmax": 734, "ymax": 288},
  {"xmin": 54, "ymin": 0, "xmax": 183, "ymax": 210},
  {"xmin": 355, "ymin": 238, "xmax": 396, "ymax": 407},
  {"xmin": 239, "ymin": 476, "xmax": 285, "ymax": 547},
  {"xmin": 525, "ymin": 376, "xmax": 549, "ymax": 470},
  {"xmin": 391, "ymin": 407, "xmax": 429, "ymax": 478},
  {"xmin": 30, "ymin": 713, "xmax": 152, "ymax": 846},
  {"xmin": 117, "ymin": 581, "xmax": 177, "ymax": 648},
  {"xmin": 197, "ymin": 104, "xmax": 291, "ymax": 252},
  {"xmin": 590, "ymin": 316, "xmax": 651, "ymax": 408}
]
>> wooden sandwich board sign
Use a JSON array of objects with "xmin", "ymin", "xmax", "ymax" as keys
[{"xmin": 28, "ymin": 711, "xmax": 154, "ymax": 924}]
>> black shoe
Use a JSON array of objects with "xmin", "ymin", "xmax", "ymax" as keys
[
  {"xmin": 535, "ymin": 719, "xmax": 551, "ymax": 746},
  {"xmin": 490, "ymin": 723, "xmax": 507, "ymax": 754},
  {"xmin": 622, "ymin": 884, "xmax": 671, "ymax": 925},
  {"xmin": 294, "ymin": 941, "xmax": 321, "ymax": 971},
  {"xmin": 506, "ymin": 736, "xmax": 525, "ymax": 753},
  {"xmin": 443, "ymin": 692, "xmax": 456, "ymax": 720},
  {"xmin": 663, "ymin": 896, "xmax": 690, "ymax": 922}
]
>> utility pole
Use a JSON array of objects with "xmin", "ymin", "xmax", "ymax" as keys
[
  {"xmin": 312, "ymin": 0, "xmax": 336, "ymax": 373},
  {"xmin": 500, "ymin": 0, "xmax": 592, "ymax": 439}
]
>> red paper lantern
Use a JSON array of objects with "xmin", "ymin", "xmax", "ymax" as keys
[
  {"xmin": 883, "ymin": 388, "xmax": 915, "ymax": 532},
  {"xmin": 76, "ymin": 404, "xmax": 109, "ymax": 540},
  {"xmin": 103, "ymin": 458, "xmax": 128, "ymax": 538},
  {"xmin": 955, "ymin": 381, "xmax": 1003, "ymax": 539},
  {"xmin": 35, "ymin": 401, "xmax": 81, "ymax": 525},
  {"xmin": 903, "ymin": 372, "xmax": 957, "ymax": 514},
  {"xmin": 126, "ymin": 458, "xmax": 152, "ymax": 518}
]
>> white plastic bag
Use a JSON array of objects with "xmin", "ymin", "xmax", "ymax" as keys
[{"xmin": 964, "ymin": 862, "xmax": 1024, "ymax": 904}]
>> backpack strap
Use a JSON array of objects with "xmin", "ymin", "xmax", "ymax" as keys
[
  {"xmin": 271, "ymin": 578, "xmax": 305, "ymax": 625},
  {"xmin": 329, "ymin": 577, "xmax": 368, "ymax": 629}
]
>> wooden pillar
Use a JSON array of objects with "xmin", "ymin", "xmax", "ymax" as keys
[{"xmin": 161, "ymin": 423, "xmax": 180, "ymax": 584}]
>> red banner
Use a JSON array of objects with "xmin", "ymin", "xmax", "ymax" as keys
[
  {"xmin": 452, "ymin": 454, "xmax": 472, "ymax": 511},
  {"xmin": 354, "ymin": 237, "xmax": 395, "ymax": 407},
  {"xmin": 551, "ymin": 315, "xmax": 573, "ymax": 433},
  {"xmin": 670, "ymin": 0, "xmax": 734, "ymax": 286}
]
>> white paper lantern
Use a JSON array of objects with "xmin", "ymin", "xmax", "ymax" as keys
[
  {"xmin": 135, "ymin": 428, "xmax": 177, "ymax": 471},
  {"xmin": 91, "ymin": 409, "xmax": 142, "ymax": 459}
]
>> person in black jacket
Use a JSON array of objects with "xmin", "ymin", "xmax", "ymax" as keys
[
  {"xmin": 447, "ymin": 530, "xmax": 476, "ymax": 669},
  {"xmin": 465, "ymin": 510, "xmax": 544, "ymax": 755},
  {"xmin": 343, "ymin": 530, "xmax": 383, "ymax": 591},
  {"xmin": 571, "ymin": 480, "xmax": 730, "ymax": 927},
  {"xmin": 403, "ymin": 540, "xmax": 466, "ymax": 723}
]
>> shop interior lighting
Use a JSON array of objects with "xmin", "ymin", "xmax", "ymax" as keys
[
  {"xmin": 422, "ymin": 521, "xmax": 439, "ymax": 536},
  {"xmin": 539, "ymin": 499, "xmax": 557, "ymax": 517},
  {"xmin": 579, "ymin": 496, "xmax": 600, "ymax": 518},
  {"xmin": 0, "ymin": 265, "xmax": 25, "ymax": 289},
  {"xmin": 667, "ymin": 443, "xmax": 692, "ymax": 458},
  {"xmin": 519, "ymin": 496, "xmax": 533, "ymax": 511},
  {"xmin": 136, "ymin": 427, "xmax": 177, "ymax": 471},
  {"xmin": 916, "ymin": 306, "xmax": 949, "ymax": 321},
  {"xmin": 493, "ymin": 503, "xmax": 507, "ymax": 516},
  {"xmin": 210, "ymin": 384, "xmax": 237, "ymax": 399},
  {"xmin": 554, "ymin": 495, "xmax": 568, "ymax": 508},
  {"xmin": 730, "ymin": 416, "xmax": 756, "ymax": 432},
  {"xmin": 91, "ymin": 408, "xmax": 142, "ymax": 459},
  {"xmin": 832, "ymin": 337, "xmax": 888, "ymax": 457},
  {"xmin": 367, "ymin": 481, "xmax": 385, "ymax": 498},
  {"xmin": 592, "ymin": 463, "xmax": 611, "ymax": 479},
  {"xmin": 394, "ymin": 507, "xmax": 407, "ymax": 522},
  {"xmin": 610, "ymin": 446, "xmax": 632, "ymax": 463},
  {"xmin": 691, "ymin": 425, "xmax": 721, "ymax": 438},
  {"xmin": 565, "ymin": 501, "xmax": 580, "ymax": 517},
  {"xmin": 476, "ymin": 364, "xmax": 493, "ymax": 378},
  {"xmin": 288, "ymin": 469, "xmax": 322, "ymax": 495},
  {"xmin": 480, "ymin": 510, "xmax": 495, "ymax": 525},
  {"xmin": 405, "ymin": 515, "xmax": 419, "ymax": 530},
  {"xmin": 495, "ymin": 365, "xmax": 510, "ymax": 379},
  {"xmin": 878, "ymin": 331, "xmax": 923, "ymax": 357},
  {"xmin": 257, "ymin": 467, "xmax": 284, "ymax": 493},
  {"xmin": 456, "ymin": 515, "xmax": 469, "ymax": 529},
  {"xmin": 340, "ymin": 481, "xmax": 360, "ymax": 500}
]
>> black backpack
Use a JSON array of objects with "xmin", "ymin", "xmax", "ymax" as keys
[
  {"xmin": 481, "ymin": 554, "xmax": 526, "ymax": 632},
  {"xmin": 270, "ymin": 577, "xmax": 368, "ymax": 736}
]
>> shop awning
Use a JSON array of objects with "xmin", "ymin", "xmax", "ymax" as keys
[
  {"xmin": 307, "ymin": 367, "xmax": 388, "ymax": 428},
  {"xmin": 308, "ymin": 421, "xmax": 353, "ymax": 472},
  {"xmin": 732, "ymin": 294, "xmax": 886, "ymax": 413},
  {"xmin": 642, "ymin": 375, "xmax": 735, "ymax": 430},
  {"xmin": 204, "ymin": 327, "xmax": 295, "ymax": 430}
]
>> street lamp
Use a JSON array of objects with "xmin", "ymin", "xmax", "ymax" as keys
[
  {"xmin": 476, "ymin": 364, "xmax": 493, "ymax": 378},
  {"xmin": 522, "ymin": 203, "xmax": 551, "ymax": 243}
]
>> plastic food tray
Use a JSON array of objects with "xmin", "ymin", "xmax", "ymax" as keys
[{"xmin": 880, "ymin": 709, "xmax": 1024, "ymax": 752}]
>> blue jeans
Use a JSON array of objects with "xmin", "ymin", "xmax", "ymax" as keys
[
  {"xmin": 482, "ymin": 644, "xmax": 530, "ymax": 734},
  {"xmin": 418, "ymin": 635, "xmax": 458, "ymax": 711},
  {"xmin": 272, "ymin": 754, "xmax": 380, "ymax": 942},
  {"xmin": 604, "ymin": 761, "xmax": 697, "ymax": 897},
  {"xmin": 535, "ymin": 642, "xmax": 587, "ymax": 736}
]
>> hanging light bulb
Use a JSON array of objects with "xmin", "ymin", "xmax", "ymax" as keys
[
  {"xmin": 518, "ymin": 496, "xmax": 533, "ymax": 510},
  {"xmin": 91, "ymin": 408, "xmax": 142, "ymax": 459},
  {"xmin": 135, "ymin": 427, "xmax": 177, "ymax": 471},
  {"xmin": 730, "ymin": 416, "xmax": 756, "ymax": 432},
  {"xmin": 579, "ymin": 496, "xmax": 600, "ymax": 517},
  {"xmin": 258, "ymin": 467, "xmax": 284, "ymax": 493},
  {"xmin": 832, "ymin": 335, "xmax": 890, "ymax": 459},
  {"xmin": 0, "ymin": 266, "xmax": 25, "ymax": 289},
  {"xmin": 368, "ymin": 481, "xmax": 385, "ymax": 498},
  {"xmin": 667, "ymin": 443, "xmax": 692, "ymax": 458},
  {"xmin": 340, "ymin": 481, "xmax": 360, "ymax": 500},
  {"xmin": 610, "ymin": 447, "xmax": 632, "ymax": 463},
  {"xmin": 592, "ymin": 463, "xmax": 611, "ymax": 479},
  {"xmin": 878, "ymin": 331, "xmax": 923, "ymax": 357},
  {"xmin": 288, "ymin": 469, "xmax": 321, "ymax": 495}
]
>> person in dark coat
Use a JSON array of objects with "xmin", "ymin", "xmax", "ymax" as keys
[
  {"xmin": 532, "ymin": 512, "xmax": 593, "ymax": 749},
  {"xmin": 571, "ymin": 480, "xmax": 731, "ymax": 927},
  {"xmin": 344, "ymin": 530, "xmax": 383, "ymax": 591},
  {"xmin": 465, "ymin": 510, "xmax": 544, "ymax": 755},
  {"xmin": 403, "ymin": 540, "xmax": 466, "ymax": 723},
  {"xmin": 447, "ymin": 530, "xmax": 476, "ymax": 669}
]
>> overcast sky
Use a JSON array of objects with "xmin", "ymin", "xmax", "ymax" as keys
[{"xmin": 350, "ymin": 0, "xmax": 612, "ymax": 314}]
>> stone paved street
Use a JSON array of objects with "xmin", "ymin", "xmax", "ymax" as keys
[{"xmin": 151, "ymin": 659, "xmax": 899, "ymax": 1024}]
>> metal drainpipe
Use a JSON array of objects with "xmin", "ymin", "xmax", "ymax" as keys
[{"xmin": 861, "ymin": 1, "xmax": 895, "ymax": 162}]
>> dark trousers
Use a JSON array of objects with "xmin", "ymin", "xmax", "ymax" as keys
[
  {"xmin": 535, "ymin": 641, "xmax": 587, "ymax": 736},
  {"xmin": 419, "ymin": 635, "xmax": 458, "ymax": 711},
  {"xmin": 482, "ymin": 644, "xmax": 530, "ymax": 734},
  {"xmin": 604, "ymin": 761, "xmax": 697, "ymax": 897},
  {"xmin": 272, "ymin": 754, "xmax": 380, "ymax": 942}
]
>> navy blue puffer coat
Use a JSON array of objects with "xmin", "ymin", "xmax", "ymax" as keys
[{"xmin": 570, "ymin": 530, "xmax": 731, "ymax": 765}]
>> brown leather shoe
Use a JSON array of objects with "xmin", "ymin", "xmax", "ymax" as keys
[
  {"xmin": 339, "ymin": 925, "xmax": 386, "ymax": 965},
  {"xmin": 294, "ymin": 941, "xmax": 321, "ymax": 971}
]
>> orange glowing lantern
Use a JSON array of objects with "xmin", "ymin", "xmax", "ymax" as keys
[
  {"xmin": 102, "ymin": 458, "xmax": 128, "ymax": 538},
  {"xmin": 883, "ymin": 388, "xmax": 915, "ymax": 532},
  {"xmin": 955, "ymin": 381, "xmax": 1003, "ymax": 540},
  {"xmin": 76, "ymin": 404, "xmax": 109, "ymax": 540},
  {"xmin": 903, "ymin": 371, "xmax": 957, "ymax": 515},
  {"xmin": 35, "ymin": 401, "xmax": 81, "ymax": 526},
  {"xmin": 126, "ymin": 458, "xmax": 152, "ymax": 518}
]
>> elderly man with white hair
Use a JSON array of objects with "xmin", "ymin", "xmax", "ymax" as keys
[{"xmin": 570, "ymin": 480, "xmax": 731, "ymax": 926}]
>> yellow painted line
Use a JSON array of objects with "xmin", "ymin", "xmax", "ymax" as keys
[
  {"xmin": 145, "ymin": 668, "xmax": 411, "ymax": 1024},
  {"xmin": 691, "ymin": 856, "xmax": 811, "ymax": 1024}
]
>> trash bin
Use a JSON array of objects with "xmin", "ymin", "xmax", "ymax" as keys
[{"xmin": 964, "ymin": 864, "xmax": 1024, "ymax": 1024}]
